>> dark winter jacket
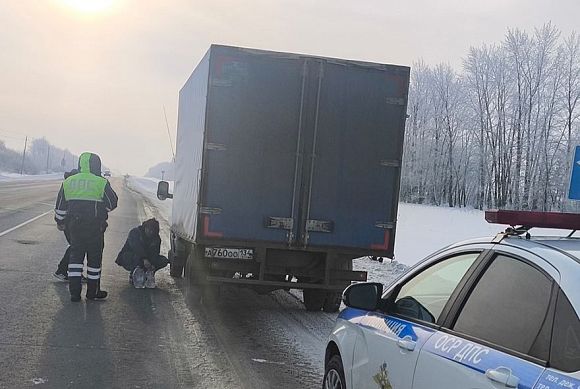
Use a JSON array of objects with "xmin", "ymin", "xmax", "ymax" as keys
[
  {"xmin": 63, "ymin": 169, "xmax": 78, "ymax": 179},
  {"xmin": 116, "ymin": 224, "xmax": 162, "ymax": 264},
  {"xmin": 54, "ymin": 152, "xmax": 118, "ymax": 225}
]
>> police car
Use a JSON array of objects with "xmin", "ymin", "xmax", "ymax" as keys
[{"xmin": 324, "ymin": 210, "xmax": 580, "ymax": 389}]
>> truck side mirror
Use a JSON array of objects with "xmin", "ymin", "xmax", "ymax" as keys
[
  {"xmin": 342, "ymin": 282, "xmax": 383, "ymax": 311},
  {"xmin": 157, "ymin": 180, "xmax": 173, "ymax": 200}
]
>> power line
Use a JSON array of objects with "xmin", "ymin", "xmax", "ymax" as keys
[{"xmin": 163, "ymin": 105, "xmax": 176, "ymax": 162}]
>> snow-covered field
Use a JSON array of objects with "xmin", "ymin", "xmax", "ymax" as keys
[
  {"xmin": 394, "ymin": 203, "xmax": 502, "ymax": 265},
  {"xmin": 126, "ymin": 176, "xmax": 571, "ymax": 288},
  {"xmin": 0, "ymin": 172, "xmax": 63, "ymax": 181},
  {"xmin": 126, "ymin": 176, "xmax": 173, "ymax": 219}
]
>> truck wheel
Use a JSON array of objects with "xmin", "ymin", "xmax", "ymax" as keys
[
  {"xmin": 185, "ymin": 245, "xmax": 211, "ymax": 286},
  {"xmin": 170, "ymin": 260, "xmax": 184, "ymax": 278},
  {"xmin": 303, "ymin": 289, "xmax": 325, "ymax": 311},
  {"xmin": 169, "ymin": 236, "xmax": 188, "ymax": 278},
  {"xmin": 323, "ymin": 292, "xmax": 342, "ymax": 313}
]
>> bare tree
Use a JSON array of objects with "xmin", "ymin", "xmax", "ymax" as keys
[{"xmin": 402, "ymin": 23, "xmax": 580, "ymax": 212}]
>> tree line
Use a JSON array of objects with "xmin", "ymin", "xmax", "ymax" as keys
[
  {"xmin": 401, "ymin": 23, "xmax": 580, "ymax": 211},
  {"xmin": 0, "ymin": 137, "xmax": 79, "ymax": 175}
]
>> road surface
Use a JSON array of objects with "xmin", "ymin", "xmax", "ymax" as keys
[{"xmin": 0, "ymin": 178, "xmax": 335, "ymax": 388}]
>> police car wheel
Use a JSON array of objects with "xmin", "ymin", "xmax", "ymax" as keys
[{"xmin": 323, "ymin": 355, "xmax": 345, "ymax": 389}]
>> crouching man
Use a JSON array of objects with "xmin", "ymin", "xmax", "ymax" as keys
[{"xmin": 115, "ymin": 218, "xmax": 168, "ymax": 288}]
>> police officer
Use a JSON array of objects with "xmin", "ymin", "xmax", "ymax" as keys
[
  {"xmin": 55, "ymin": 152, "xmax": 118, "ymax": 302},
  {"xmin": 53, "ymin": 168, "xmax": 78, "ymax": 281}
]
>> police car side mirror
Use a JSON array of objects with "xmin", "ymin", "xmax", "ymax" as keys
[
  {"xmin": 343, "ymin": 282, "xmax": 383, "ymax": 311},
  {"xmin": 157, "ymin": 181, "xmax": 173, "ymax": 200}
]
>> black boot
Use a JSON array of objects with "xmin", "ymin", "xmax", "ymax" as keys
[
  {"xmin": 69, "ymin": 277, "xmax": 82, "ymax": 302},
  {"xmin": 86, "ymin": 279, "xmax": 107, "ymax": 300},
  {"xmin": 86, "ymin": 290, "xmax": 108, "ymax": 300}
]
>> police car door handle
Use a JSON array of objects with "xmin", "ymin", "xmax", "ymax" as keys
[
  {"xmin": 397, "ymin": 336, "xmax": 416, "ymax": 351},
  {"xmin": 485, "ymin": 367, "xmax": 519, "ymax": 388}
]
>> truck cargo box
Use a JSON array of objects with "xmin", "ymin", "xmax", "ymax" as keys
[{"xmin": 172, "ymin": 45, "xmax": 409, "ymax": 259}]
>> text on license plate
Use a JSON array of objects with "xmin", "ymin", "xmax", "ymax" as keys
[{"xmin": 204, "ymin": 247, "xmax": 254, "ymax": 259}]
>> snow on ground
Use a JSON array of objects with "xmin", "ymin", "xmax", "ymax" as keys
[
  {"xmin": 126, "ymin": 176, "xmax": 572, "ymax": 288},
  {"xmin": 0, "ymin": 172, "xmax": 63, "ymax": 181},
  {"xmin": 126, "ymin": 176, "xmax": 173, "ymax": 221},
  {"xmin": 393, "ymin": 204, "xmax": 501, "ymax": 266},
  {"xmin": 394, "ymin": 203, "xmax": 571, "ymax": 265}
]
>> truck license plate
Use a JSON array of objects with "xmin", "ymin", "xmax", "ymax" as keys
[{"xmin": 204, "ymin": 247, "xmax": 254, "ymax": 260}]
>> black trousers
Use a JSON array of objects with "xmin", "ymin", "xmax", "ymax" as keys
[
  {"xmin": 56, "ymin": 229, "xmax": 71, "ymax": 274},
  {"xmin": 68, "ymin": 219, "xmax": 104, "ymax": 298},
  {"xmin": 117, "ymin": 251, "xmax": 169, "ymax": 273}
]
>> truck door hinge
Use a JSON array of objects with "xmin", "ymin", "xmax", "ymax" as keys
[
  {"xmin": 380, "ymin": 160, "xmax": 401, "ymax": 168},
  {"xmin": 386, "ymin": 97, "xmax": 405, "ymax": 106},
  {"xmin": 210, "ymin": 79, "xmax": 233, "ymax": 87},
  {"xmin": 264, "ymin": 217, "xmax": 293, "ymax": 230},
  {"xmin": 306, "ymin": 219, "xmax": 334, "ymax": 233},
  {"xmin": 200, "ymin": 207, "xmax": 222, "ymax": 215},
  {"xmin": 375, "ymin": 221, "xmax": 396, "ymax": 229},
  {"xmin": 205, "ymin": 143, "xmax": 227, "ymax": 151}
]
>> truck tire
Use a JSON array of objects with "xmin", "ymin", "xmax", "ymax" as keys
[
  {"xmin": 170, "ymin": 260, "xmax": 184, "ymax": 278},
  {"xmin": 323, "ymin": 292, "xmax": 342, "ymax": 313},
  {"xmin": 303, "ymin": 289, "xmax": 325, "ymax": 311},
  {"xmin": 169, "ymin": 236, "xmax": 188, "ymax": 278},
  {"xmin": 184, "ymin": 245, "xmax": 207, "ymax": 285}
]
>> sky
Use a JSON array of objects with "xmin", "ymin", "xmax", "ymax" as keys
[{"xmin": 1, "ymin": 0, "xmax": 579, "ymax": 175}]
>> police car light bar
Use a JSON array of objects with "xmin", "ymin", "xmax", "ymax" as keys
[{"xmin": 485, "ymin": 209, "xmax": 580, "ymax": 230}]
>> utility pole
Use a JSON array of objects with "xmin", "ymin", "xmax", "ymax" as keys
[
  {"xmin": 20, "ymin": 136, "xmax": 28, "ymax": 175},
  {"xmin": 46, "ymin": 144, "xmax": 50, "ymax": 173}
]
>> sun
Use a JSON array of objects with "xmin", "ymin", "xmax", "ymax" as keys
[{"xmin": 60, "ymin": 0, "xmax": 115, "ymax": 14}]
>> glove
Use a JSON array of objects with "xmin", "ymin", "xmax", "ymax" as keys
[{"xmin": 56, "ymin": 223, "xmax": 66, "ymax": 231}]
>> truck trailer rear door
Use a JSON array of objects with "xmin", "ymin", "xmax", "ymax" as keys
[
  {"xmin": 300, "ymin": 62, "xmax": 409, "ymax": 257},
  {"xmin": 200, "ymin": 47, "xmax": 305, "ymax": 244}
]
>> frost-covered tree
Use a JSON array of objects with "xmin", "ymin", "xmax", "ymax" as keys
[{"xmin": 401, "ymin": 24, "xmax": 580, "ymax": 211}]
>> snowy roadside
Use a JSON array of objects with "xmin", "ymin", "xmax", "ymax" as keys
[
  {"xmin": 126, "ymin": 176, "xmax": 172, "ymax": 222},
  {"xmin": 0, "ymin": 172, "xmax": 63, "ymax": 181}
]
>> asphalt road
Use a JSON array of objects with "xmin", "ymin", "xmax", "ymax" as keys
[
  {"xmin": 0, "ymin": 180, "xmax": 60, "ymax": 233},
  {"xmin": 0, "ymin": 178, "xmax": 335, "ymax": 389}
]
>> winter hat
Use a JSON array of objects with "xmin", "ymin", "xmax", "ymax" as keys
[{"xmin": 142, "ymin": 218, "xmax": 159, "ymax": 234}]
